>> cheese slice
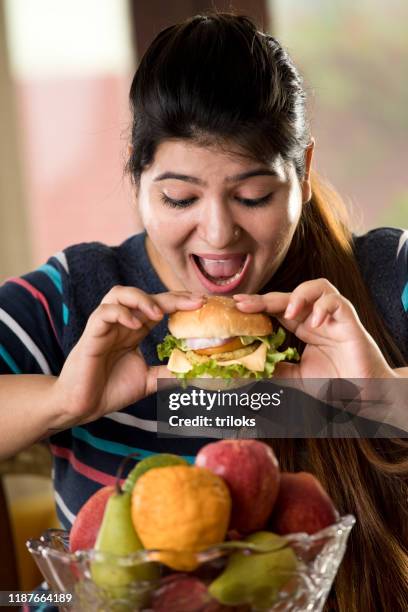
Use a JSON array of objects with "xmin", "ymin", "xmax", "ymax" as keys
[
  {"xmin": 218, "ymin": 342, "xmax": 267, "ymax": 371},
  {"xmin": 167, "ymin": 348, "xmax": 193, "ymax": 373},
  {"xmin": 167, "ymin": 343, "xmax": 267, "ymax": 374}
]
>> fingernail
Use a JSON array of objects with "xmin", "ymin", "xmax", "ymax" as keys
[
  {"xmin": 234, "ymin": 294, "xmax": 251, "ymax": 301},
  {"xmin": 189, "ymin": 294, "xmax": 205, "ymax": 301},
  {"xmin": 153, "ymin": 305, "xmax": 162, "ymax": 315},
  {"xmin": 284, "ymin": 303, "xmax": 295, "ymax": 318},
  {"xmin": 311, "ymin": 313, "xmax": 319, "ymax": 327}
]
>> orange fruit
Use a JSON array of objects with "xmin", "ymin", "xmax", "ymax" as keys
[{"xmin": 131, "ymin": 465, "xmax": 231, "ymax": 571}]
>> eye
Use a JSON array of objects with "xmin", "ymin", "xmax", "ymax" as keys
[
  {"xmin": 235, "ymin": 192, "xmax": 274, "ymax": 207},
  {"xmin": 160, "ymin": 193, "xmax": 197, "ymax": 208}
]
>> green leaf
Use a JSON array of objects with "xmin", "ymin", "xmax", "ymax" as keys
[
  {"xmin": 175, "ymin": 359, "xmax": 256, "ymax": 381},
  {"xmin": 240, "ymin": 327, "xmax": 286, "ymax": 350},
  {"xmin": 264, "ymin": 346, "xmax": 299, "ymax": 377},
  {"xmin": 157, "ymin": 335, "xmax": 187, "ymax": 360}
]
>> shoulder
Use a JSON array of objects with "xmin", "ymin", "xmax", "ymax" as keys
[
  {"xmin": 0, "ymin": 253, "xmax": 70, "ymax": 374},
  {"xmin": 64, "ymin": 231, "xmax": 164, "ymax": 295},
  {"xmin": 352, "ymin": 226, "xmax": 407, "ymax": 302},
  {"xmin": 353, "ymin": 226, "xmax": 408, "ymax": 357},
  {"xmin": 352, "ymin": 226, "xmax": 405, "ymax": 256},
  {"xmin": 64, "ymin": 232, "xmax": 147, "ymax": 259},
  {"xmin": 1, "ymin": 251, "xmax": 70, "ymax": 324},
  {"xmin": 352, "ymin": 226, "xmax": 405, "ymax": 277},
  {"xmin": 59, "ymin": 232, "xmax": 164, "ymax": 353},
  {"xmin": 63, "ymin": 232, "xmax": 148, "ymax": 278}
]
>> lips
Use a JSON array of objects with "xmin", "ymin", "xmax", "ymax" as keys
[{"xmin": 191, "ymin": 253, "xmax": 251, "ymax": 293}]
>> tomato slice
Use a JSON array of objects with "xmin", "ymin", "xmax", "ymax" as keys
[{"xmin": 194, "ymin": 337, "xmax": 244, "ymax": 355}]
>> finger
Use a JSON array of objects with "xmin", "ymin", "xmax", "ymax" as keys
[
  {"xmin": 310, "ymin": 293, "xmax": 357, "ymax": 328},
  {"xmin": 233, "ymin": 293, "xmax": 290, "ymax": 314},
  {"xmin": 273, "ymin": 361, "xmax": 301, "ymax": 379},
  {"xmin": 101, "ymin": 286, "xmax": 165, "ymax": 320},
  {"xmin": 283, "ymin": 278, "xmax": 339, "ymax": 320},
  {"xmin": 86, "ymin": 303, "xmax": 143, "ymax": 337},
  {"xmin": 145, "ymin": 364, "xmax": 176, "ymax": 396},
  {"xmin": 153, "ymin": 292, "xmax": 206, "ymax": 314},
  {"xmin": 234, "ymin": 279, "xmax": 340, "ymax": 318},
  {"xmin": 102, "ymin": 286, "xmax": 205, "ymax": 321}
]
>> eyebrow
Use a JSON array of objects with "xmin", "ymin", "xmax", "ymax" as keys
[{"xmin": 153, "ymin": 168, "xmax": 280, "ymax": 185}]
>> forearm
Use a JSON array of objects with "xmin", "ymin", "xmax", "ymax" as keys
[
  {"xmin": 394, "ymin": 366, "xmax": 408, "ymax": 376},
  {"xmin": 0, "ymin": 374, "xmax": 77, "ymax": 460}
]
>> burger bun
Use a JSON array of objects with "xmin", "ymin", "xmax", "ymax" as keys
[{"xmin": 168, "ymin": 296, "xmax": 272, "ymax": 339}]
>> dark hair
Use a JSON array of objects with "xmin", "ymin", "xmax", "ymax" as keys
[
  {"xmin": 127, "ymin": 13, "xmax": 310, "ymax": 182},
  {"xmin": 127, "ymin": 13, "xmax": 408, "ymax": 612}
]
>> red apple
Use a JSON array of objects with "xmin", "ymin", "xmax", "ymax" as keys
[
  {"xmin": 270, "ymin": 472, "xmax": 338, "ymax": 535},
  {"xmin": 152, "ymin": 575, "xmax": 227, "ymax": 612},
  {"xmin": 195, "ymin": 440, "xmax": 280, "ymax": 534},
  {"xmin": 69, "ymin": 486, "xmax": 114, "ymax": 552}
]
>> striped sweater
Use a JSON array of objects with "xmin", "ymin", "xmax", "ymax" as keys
[{"xmin": 1, "ymin": 228, "xmax": 407, "ymax": 532}]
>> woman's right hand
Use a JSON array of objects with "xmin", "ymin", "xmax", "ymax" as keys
[{"xmin": 51, "ymin": 287, "xmax": 204, "ymax": 427}]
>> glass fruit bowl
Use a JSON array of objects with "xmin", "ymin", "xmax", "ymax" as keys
[{"xmin": 27, "ymin": 514, "xmax": 355, "ymax": 612}]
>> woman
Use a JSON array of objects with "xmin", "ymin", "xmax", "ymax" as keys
[{"xmin": 1, "ymin": 12, "xmax": 407, "ymax": 612}]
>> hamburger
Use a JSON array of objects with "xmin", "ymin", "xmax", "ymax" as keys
[{"xmin": 157, "ymin": 296, "xmax": 299, "ymax": 380}]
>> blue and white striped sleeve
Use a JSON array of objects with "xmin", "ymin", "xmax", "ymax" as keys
[{"xmin": 0, "ymin": 251, "xmax": 70, "ymax": 376}]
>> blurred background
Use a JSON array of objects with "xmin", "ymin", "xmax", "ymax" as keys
[
  {"xmin": 1, "ymin": 0, "xmax": 408, "ymax": 283},
  {"xmin": 0, "ymin": 0, "xmax": 407, "ymax": 591}
]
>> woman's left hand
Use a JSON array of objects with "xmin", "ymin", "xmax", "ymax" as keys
[{"xmin": 234, "ymin": 278, "xmax": 397, "ymax": 381}]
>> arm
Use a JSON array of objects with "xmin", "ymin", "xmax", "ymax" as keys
[
  {"xmin": 0, "ymin": 260, "xmax": 69, "ymax": 459},
  {"xmin": 0, "ymin": 285, "xmax": 203, "ymax": 460},
  {"xmin": 0, "ymin": 374, "xmax": 75, "ymax": 460},
  {"xmin": 234, "ymin": 280, "xmax": 408, "ymax": 434}
]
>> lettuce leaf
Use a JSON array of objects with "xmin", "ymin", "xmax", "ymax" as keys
[
  {"xmin": 263, "ymin": 345, "xmax": 299, "ymax": 378},
  {"xmin": 157, "ymin": 335, "xmax": 187, "ymax": 360},
  {"xmin": 239, "ymin": 328, "xmax": 286, "ymax": 350},
  {"xmin": 174, "ymin": 359, "xmax": 255, "ymax": 380},
  {"xmin": 158, "ymin": 327, "xmax": 299, "ymax": 381}
]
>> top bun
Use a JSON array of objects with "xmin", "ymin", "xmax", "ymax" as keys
[{"xmin": 168, "ymin": 296, "xmax": 273, "ymax": 338}]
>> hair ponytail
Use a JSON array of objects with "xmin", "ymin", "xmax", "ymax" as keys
[{"xmin": 269, "ymin": 172, "xmax": 408, "ymax": 612}]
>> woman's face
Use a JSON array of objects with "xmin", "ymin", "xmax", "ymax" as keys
[{"xmin": 137, "ymin": 139, "xmax": 313, "ymax": 295}]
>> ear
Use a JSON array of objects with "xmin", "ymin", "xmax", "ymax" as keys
[{"xmin": 301, "ymin": 138, "xmax": 315, "ymax": 204}]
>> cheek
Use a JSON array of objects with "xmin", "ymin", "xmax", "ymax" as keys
[
  {"xmin": 287, "ymin": 197, "xmax": 302, "ymax": 225},
  {"xmin": 138, "ymin": 190, "xmax": 161, "ymax": 233},
  {"xmin": 139, "ymin": 193, "xmax": 193, "ymax": 251},
  {"xmin": 273, "ymin": 187, "xmax": 302, "ymax": 240},
  {"xmin": 251, "ymin": 196, "xmax": 301, "ymax": 256},
  {"xmin": 254, "ymin": 207, "xmax": 299, "ymax": 244}
]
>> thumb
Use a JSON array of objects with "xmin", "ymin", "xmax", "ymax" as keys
[
  {"xmin": 273, "ymin": 361, "xmax": 301, "ymax": 379},
  {"xmin": 145, "ymin": 364, "xmax": 176, "ymax": 396}
]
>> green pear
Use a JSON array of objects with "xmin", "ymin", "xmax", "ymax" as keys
[
  {"xmin": 91, "ymin": 487, "xmax": 159, "ymax": 604},
  {"xmin": 123, "ymin": 453, "xmax": 188, "ymax": 493},
  {"xmin": 209, "ymin": 531, "xmax": 297, "ymax": 609}
]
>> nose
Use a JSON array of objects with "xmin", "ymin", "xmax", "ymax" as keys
[{"xmin": 197, "ymin": 197, "xmax": 240, "ymax": 249}]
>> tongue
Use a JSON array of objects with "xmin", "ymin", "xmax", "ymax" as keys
[{"xmin": 198, "ymin": 255, "xmax": 245, "ymax": 278}]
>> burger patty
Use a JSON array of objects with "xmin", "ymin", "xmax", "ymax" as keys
[{"xmin": 186, "ymin": 342, "xmax": 260, "ymax": 364}]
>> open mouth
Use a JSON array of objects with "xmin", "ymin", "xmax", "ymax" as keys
[{"xmin": 190, "ymin": 253, "xmax": 251, "ymax": 293}]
